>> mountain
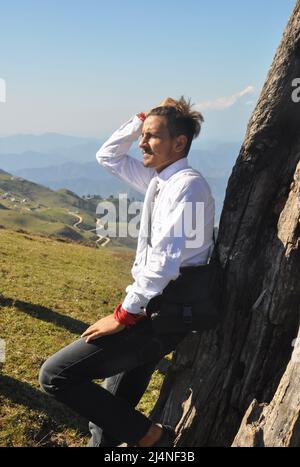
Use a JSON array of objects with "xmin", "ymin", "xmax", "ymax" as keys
[
  {"xmin": 0, "ymin": 133, "xmax": 99, "ymax": 155},
  {"xmin": 0, "ymin": 132, "xmax": 241, "ymax": 224},
  {"xmin": 0, "ymin": 168, "xmax": 84, "ymax": 208},
  {"xmin": 12, "ymin": 161, "xmax": 143, "ymax": 200},
  {"xmin": 0, "ymin": 143, "xmax": 102, "ymax": 172},
  {"xmin": 0, "ymin": 151, "xmax": 71, "ymax": 171},
  {"xmin": 188, "ymin": 144, "xmax": 240, "ymax": 177},
  {"xmin": 0, "ymin": 132, "xmax": 239, "ymax": 175},
  {"xmin": 10, "ymin": 144, "xmax": 240, "ymax": 223},
  {"xmin": 0, "ymin": 132, "xmax": 103, "ymax": 172}
]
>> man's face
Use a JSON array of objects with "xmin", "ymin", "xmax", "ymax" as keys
[{"xmin": 139, "ymin": 116, "xmax": 185, "ymax": 173}]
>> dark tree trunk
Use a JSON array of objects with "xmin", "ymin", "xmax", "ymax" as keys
[
  {"xmin": 232, "ymin": 326, "xmax": 300, "ymax": 447},
  {"xmin": 151, "ymin": 1, "xmax": 300, "ymax": 447}
]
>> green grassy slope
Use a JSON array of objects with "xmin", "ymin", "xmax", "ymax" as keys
[
  {"xmin": 0, "ymin": 229, "xmax": 163, "ymax": 447},
  {"xmin": 0, "ymin": 170, "xmax": 137, "ymax": 250},
  {"xmin": 0, "ymin": 169, "xmax": 97, "ymax": 241},
  {"xmin": 0, "ymin": 170, "xmax": 83, "ymax": 208}
]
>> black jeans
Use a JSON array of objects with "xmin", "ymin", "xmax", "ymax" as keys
[{"xmin": 39, "ymin": 318, "xmax": 187, "ymax": 446}]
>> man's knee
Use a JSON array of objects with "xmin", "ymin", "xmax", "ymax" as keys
[{"xmin": 39, "ymin": 357, "xmax": 66, "ymax": 397}]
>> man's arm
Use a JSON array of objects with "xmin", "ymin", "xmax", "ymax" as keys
[{"xmin": 96, "ymin": 115, "xmax": 156, "ymax": 194}]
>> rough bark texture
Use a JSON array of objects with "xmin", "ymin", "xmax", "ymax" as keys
[
  {"xmin": 232, "ymin": 326, "xmax": 300, "ymax": 447},
  {"xmin": 151, "ymin": 1, "xmax": 300, "ymax": 447}
]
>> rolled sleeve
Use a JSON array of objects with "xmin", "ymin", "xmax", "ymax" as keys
[{"xmin": 96, "ymin": 115, "xmax": 155, "ymax": 194}]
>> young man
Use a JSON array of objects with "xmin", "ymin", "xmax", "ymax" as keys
[{"xmin": 39, "ymin": 97, "xmax": 215, "ymax": 447}]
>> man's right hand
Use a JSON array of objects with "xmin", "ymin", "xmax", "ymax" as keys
[{"xmin": 81, "ymin": 313, "xmax": 125, "ymax": 343}]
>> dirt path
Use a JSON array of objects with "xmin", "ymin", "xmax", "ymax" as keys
[
  {"xmin": 88, "ymin": 221, "xmax": 111, "ymax": 247},
  {"xmin": 68, "ymin": 211, "xmax": 83, "ymax": 228},
  {"xmin": 69, "ymin": 212, "xmax": 110, "ymax": 247}
]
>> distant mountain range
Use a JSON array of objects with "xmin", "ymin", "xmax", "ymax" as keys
[
  {"xmin": 0, "ymin": 133, "xmax": 241, "ymax": 223},
  {"xmin": 11, "ymin": 161, "xmax": 144, "ymax": 201},
  {"xmin": 0, "ymin": 133, "xmax": 100, "ymax": 157}
]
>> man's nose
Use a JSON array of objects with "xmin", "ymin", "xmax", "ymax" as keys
[{"xmin": 139, "ymin": 136, "xmax": 149, "ymax": 148}]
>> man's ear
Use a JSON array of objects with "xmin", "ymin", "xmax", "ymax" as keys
[{"xmin": 175, "ymin": 135, "xmax": 188, "ymax": 153}]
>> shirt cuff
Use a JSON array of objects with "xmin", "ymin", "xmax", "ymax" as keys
[
  {"xmin": 116, "ymin": 115, "xmax": 143, "ymax": 137},
  {"xmin": 122, "ymin": 291, "xmax": 149, "ymax": 315},
  {"xmin": 132, "ymin": 114, "xmax": 144, "ymax": 130}
]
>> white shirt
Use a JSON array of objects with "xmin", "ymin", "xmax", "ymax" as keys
[{"xmin": 96, "ymin": 115, "xmax": 215, "ymax": 314}]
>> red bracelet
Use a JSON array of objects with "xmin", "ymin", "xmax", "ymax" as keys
[
  {"xmin": 137, "ymin": 112, "xmax": 147, "ymax": 122},
  {"xmin": 113, "ymin": 303, "xmax": 145, "ymax": 327}
]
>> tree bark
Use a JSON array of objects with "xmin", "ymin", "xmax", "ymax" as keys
[
  {"xmin": 151, "ymin": 1, "xmax": 300, "ymax": 447},
  {"xmin": 232, "ymin": 324, "xmax": 300, "ymax": 447}
]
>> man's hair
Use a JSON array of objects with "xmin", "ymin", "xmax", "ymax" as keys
[{"xmin": 147, "ymin": 96, "xmax": 204, "ymax": 157}]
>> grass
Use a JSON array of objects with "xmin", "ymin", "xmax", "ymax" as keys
[{"xmin": 0, "ymin": 228, "xmax": 164, "ymax": 447}]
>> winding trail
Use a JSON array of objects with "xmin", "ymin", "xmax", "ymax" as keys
[
  {"xmin": 68, "ymin": 212, "xmax": 83, "ymax": 228},
  {"xmin": 69, "ymin": 211, "xmax": 111, "ymax": 247},
  {"xmin": 88, "ymin": 221, "xmax": 111, "ymax": 247}
]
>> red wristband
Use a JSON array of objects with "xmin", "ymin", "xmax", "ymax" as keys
[{"xmin": 113, "ymin": 303, "xmax": 145, "ymax": 327}]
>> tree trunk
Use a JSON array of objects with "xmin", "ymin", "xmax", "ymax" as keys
[
  {"xmin": 232, "ymin": 325, "xmax": 300, "ymax": 447},
  {"xmin": 151, "ymin": 1, "xmax": 300, "ymax": 447}
]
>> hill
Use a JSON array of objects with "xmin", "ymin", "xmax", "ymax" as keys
[
  {"xmin": 0, "ymin": 169, "xmax": 96, "ymax": 243},
  {"xmin": 0, "ymin": 228, "xmax": 163, "ymax": 447},
  {"xmin": 0, "ymin": 169, "xmax": 138, "ymax": 249}
]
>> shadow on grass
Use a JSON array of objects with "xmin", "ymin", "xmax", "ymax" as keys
[
  {"xmin": 0, "ymin": 374, "xmax": 88, "ymax": 436},
  {"xmin": 0, "ymin": 295, "xmax": 87, "ymax": 335}
]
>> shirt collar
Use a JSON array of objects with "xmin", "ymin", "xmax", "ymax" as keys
[{"xmin": 156, "ymin": 158, "xmax": 189, "ymax": 183}]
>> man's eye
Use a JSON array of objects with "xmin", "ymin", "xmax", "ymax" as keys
[{"xmin": 141, "ymin": 133, "xmax": 158, "ymax": 139}]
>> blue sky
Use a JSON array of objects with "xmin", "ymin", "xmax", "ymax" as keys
[{"xmin": 0, "ymin": 0, "xmax": 296, "ymax": 142}]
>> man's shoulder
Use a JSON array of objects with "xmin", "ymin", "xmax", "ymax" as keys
[{"xmin": 169, "ymin": 167, "xmax": 211, "ymax": 194}]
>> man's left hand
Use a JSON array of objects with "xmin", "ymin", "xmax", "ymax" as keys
[{"xmin": 81, "ymin": 313, "xmax": 125, "ymax": 343}]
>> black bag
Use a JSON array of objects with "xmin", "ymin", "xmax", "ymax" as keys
[{"xmin": 146, "ymin": 254, "xmax": 224, "ymax": 335}]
